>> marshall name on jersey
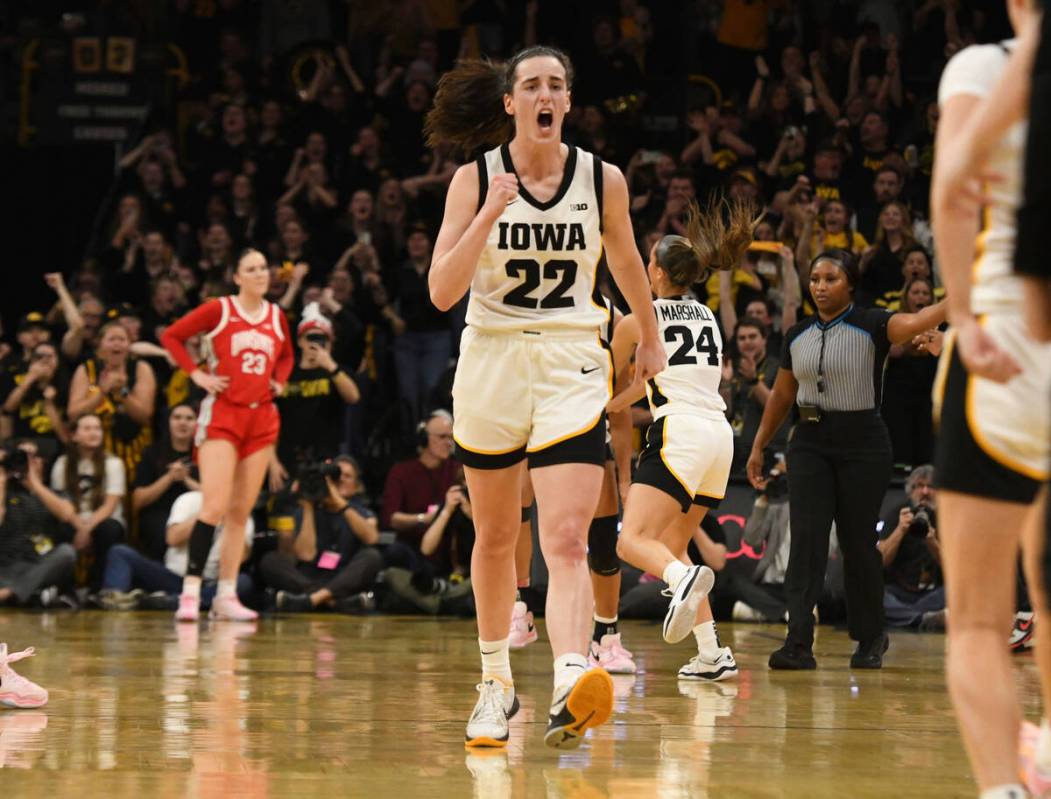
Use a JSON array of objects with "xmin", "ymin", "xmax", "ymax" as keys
[
  {"xmin": 647, "ymin": 297, "xmax": 726, "ymax": 421},
  {"xmin": 468, "ymin": 143, "xmax": 607, "ymax": 333}
]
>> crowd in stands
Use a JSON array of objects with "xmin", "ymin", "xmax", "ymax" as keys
[{"xmin": 3, "ymin": 0, "xmax": 985, "ymax": 622}]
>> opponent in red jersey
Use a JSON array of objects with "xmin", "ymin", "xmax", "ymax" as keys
[{"xmin": 161, "ymin": 249, "xmax": 293, "ymax": 622}]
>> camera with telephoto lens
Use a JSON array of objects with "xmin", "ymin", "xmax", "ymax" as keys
[
  {"xmin": 2, "ymin": 444, "xmax": 29, "ymax": 481},
  {"xmin": 908, "ymin": 504, "xmax": 936, "ymax": 537},
  {"xmin": 297, "ymin": 460, "xmax": 341, "ymax": 502}
]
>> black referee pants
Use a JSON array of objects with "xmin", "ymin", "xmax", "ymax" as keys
[{"xmin": 785, "ymin": 412, "xmax": 892, "ymax": 649}]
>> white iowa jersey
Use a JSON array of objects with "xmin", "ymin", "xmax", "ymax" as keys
[
  {"xmin": 467, "ymin": 144, "xmax": 608, "ymax": 332},
  {"xmin": 938, "ymin": 41, "xmax": 1026, "ymax": 315},
  {"xmin": 646, "ymin": 296, "xmax": 726, "ymax": 422}
]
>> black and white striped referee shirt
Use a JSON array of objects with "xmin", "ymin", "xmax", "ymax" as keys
[{"xmin": 781, "ymin": 305, "xmax": 894, "ymax": 411}]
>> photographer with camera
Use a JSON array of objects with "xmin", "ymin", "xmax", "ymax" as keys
[
  {"xmin": 261, "ymin": 455, "xmax": 382, "ymax": 613},
  {"xmin": 0, "ymin": 443, "xmax": 77, "ymax": 608},
  {"xmin": 270, "ymin": 304, "xmax": 360, "ymax": 491},
  {"xmin": 877, "ymin": 464, "xmax": 945, "ymax": 630}
]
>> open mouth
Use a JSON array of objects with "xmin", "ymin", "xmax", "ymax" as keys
[{"xmin": 538, "ymin": 110, "xmax": 553, "ymax": 129}]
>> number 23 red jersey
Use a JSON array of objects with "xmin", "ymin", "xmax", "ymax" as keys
[{"xmin": 161, "ymin": 296, "xmax": 294, "ymax": 406}]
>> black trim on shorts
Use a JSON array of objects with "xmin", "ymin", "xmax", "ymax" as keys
[
  {"xmin": 692, "ymin": 494, "xmax": 721, "ymax": 509},
  {"xmin": 934, "ymin": 340, "xmax": 1041, "ymax": 504},
  {"xmin": 632, "ymin": 418, "xmax": 692, "ymax": 513},
  {"xmin": 527, "ymin": 415, "xmax": 606, "ymax": 469},
  {"xmin": 456, "ymin": 442, "xmax": 527, "ymax": 470},
  {"xmin": 475, "ymin": 155, "xmax": 488, "ymax": 213}
]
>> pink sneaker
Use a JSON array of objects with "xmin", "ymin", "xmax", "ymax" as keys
[
  {"xmin": 1020, "ymin": 720, "xmax": 1051, "ymax": 797},
  {"xmin": 589, "ymin": 633, "xmax": 636, "ymax": 674},
  {"xmin": 175, "ymin": 593, "xmax": 200, "ymax": 623},
  {"xmin": 0, "ymin": 644, "xmax": 48, "ymax": 708},
  {"xmin": 209, "ymin": 595, "xmax": 259, "ymax": 621},
  {"xmin": 509, "ymin": 601, "xmax": 537, "ymax": 649}
]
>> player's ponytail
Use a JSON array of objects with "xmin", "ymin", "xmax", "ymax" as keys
[
  {"xmin": 656, "ymin": 200, "xmax": 760, "ymax": 287},
  {"xmin": 425, "ymin": 60, "xmax": 509, "ymax": 151},
  {"xmin": 425, "ymin": 46, "xmax": 574, "ymax": 153}
]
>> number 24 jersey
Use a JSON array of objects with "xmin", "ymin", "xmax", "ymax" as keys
[{"xmin": 646, "ymin": 296, "xmax": 726, "ymax": 421}]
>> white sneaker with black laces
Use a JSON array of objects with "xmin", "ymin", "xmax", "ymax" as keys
[
  {"xmin": 662, "ymin": 565, "xmax": 715, "ymax": 644},
  {"xmin": 678, "ymin": 647, "xmax": 739, "ymax": 682},
  {"xmin": 543, "ymin": 668, "xmax": 614, "ymax": 750},
  {"xmin": 465, "ymin": 677, "xmax": 519, "ymax": 749}
]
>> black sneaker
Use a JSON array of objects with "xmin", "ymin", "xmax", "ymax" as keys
[
  {"xmin": 850, "ymin": 633, "xmax": 890, "ymax": 669},
  {"xmin": 276, "ymin": 591, "xmax": 314, "ymax": 613},
  {"xmin": 334, "ymin": 591, "xmax": 376, "ymax": 614},
  {"xmin": 768, "ymin": 643, "xmax": 817, "ymax": 670},
  {"xmin": 138, "ymin": 591, "xmax": 177, "ymax": 611}
]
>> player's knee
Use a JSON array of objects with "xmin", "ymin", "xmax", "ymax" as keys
[
  {"xmin": 474, "ymin": 524, "xmax": 518, "ymax": 559},
  {"xmin": 587, "ymin": 515, "xmax": 621, "ymax": 576},
  {"xmin": 543, "ymin": 527, "xmax": 588, "ymax": 567}
]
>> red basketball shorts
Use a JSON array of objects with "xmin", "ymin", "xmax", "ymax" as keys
[{"xmin": 195, "ymin": 395, "xmax": 280, "ymax": 458}]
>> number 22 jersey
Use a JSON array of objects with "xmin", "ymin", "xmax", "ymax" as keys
[
  {"xmin": 161, "ymin": 296, "xmax": 294, "ymax": 406},
  {"xmin": 646, "ymin": 296, "xmax": 726, "ymax": 421},
  {"xmin": 469, "ymin": 144, "xmax": 607, "ymax": 333}
]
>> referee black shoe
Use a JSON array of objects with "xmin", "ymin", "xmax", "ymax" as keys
[
  {"xmin": 850, "ymin": 633, "xmax": 889, "ymax": 669},
  {"xmin": 768, "ymin": 642, "xmax": 817, "ymax": 670}
]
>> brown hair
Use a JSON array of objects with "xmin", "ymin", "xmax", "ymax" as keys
[
  {"xmin": 655, "ymin": 199, "xmax": 760, "ymax": 287},
  {"xmin": 65, "ymin": 413, "xmax": 108, "ymax": 513},
  {"xmin": 424, "ymin": 46, "xmax": 574, "ymax": 152}
]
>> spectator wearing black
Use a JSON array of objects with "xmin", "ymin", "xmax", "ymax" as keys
[
  {"xmin": 0, "ymin": 443, "xmax": 77, "ymax": 608},
  {"xmin": 723, "ymin": 319, "xmax": 784, "ymax": 476},
  {"xmin": 380, "ymin": 410, "xmax": 459, "ymax": 572},
  {"xmin": 272, "ymin": 304, "xmax": 360, "ymax": 486},
  {"xmin": 66, "ymin": 322, "xmax": 156, "ymax": 485},
  {"xmin": 197, "ymin": 104, "xmax": 253, "ymax": 194},
  {"xmin": 880, "ymin": 277, "xmax": 941, "ymax": 469},
  {"xmin": 3, "ymin": 312, "xmax": 52, "ymax": 384},
  {"xmin": 131, "ymin": 404, "xmax": 199, "ymax": 561},
  {"xmin": 1, "ymin": 341, "xmax": 68, "ymax": 463},
  {"xmin": 50, "ymin": 413, "xmax": 127, "ymax": 590},
  {"xmin": 858, "ymin": 201, "xmax": 917, "ymax": 307},
  {"xmin": 877, "ymin": 465, "xmax": 945, "ymax": 630},
  {"xmin": 845, "ymin": 110, "xmax": 891, "ymax": 201},
  {"xmin": 262, "ymin": 455, "xmax": 382, "ymax": 613},
  {"xmin": 392, "ymin": 225, "xmax": 451, "ymax": 433},
  {"xmin": 856, "ymin": 165, "xmax": 906, "ymax": 242},
  {"xmin": 747, "ymin": 249, "xmax": 946, "ymax": 670}
]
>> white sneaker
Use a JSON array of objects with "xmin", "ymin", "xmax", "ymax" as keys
[
  {"xmin": 465, "ymin": 677, "xmax": 519, "ymax": 748},
  {"xmin": 678, "ymin": 647, "xmax": 738, "ymax": 682},
  {"xmin": 543, "ymin": 667, "xmax": 614, "ymax": 749},
  {"xmin": 662, "ymin": 565, "xmax": 715, "ymax": 644},
  {"xmin": 732, "ymin": 600, "xmax": 769, "ymax": 623}
]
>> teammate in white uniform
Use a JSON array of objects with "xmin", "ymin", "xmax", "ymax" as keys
[
  {"xmin": 931, "ymin": 1, "xmax": 1051, "ymax": 795},
  {"xmin": 610, "ymin": 200, "xmax": 756, "ymax": 681},
  {"xmin": 425, "ymin": 46, "xmax": 665, "ymax": 750}
]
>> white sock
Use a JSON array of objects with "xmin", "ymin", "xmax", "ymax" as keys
[
  {"xmin": 1037, "ymin": 717, "xmax": 1051, "ymax": 771},
  {"xmin": 693, "ymin": 621, "xmax": 721, "ymax": 659},
  {"xmin": 479, "ymin": 638, "xmax": 513, "ymax": 685},
  {"xmin": 553, "ymin": 652, "xmax": 589, "ymax": 690},
  {"xmin": 978, "ymin": 784, "xmax": 1027, "ymax": 799},
  {"xmin": 181, "ymin": 576, "xmax": 201, "ymax": 600},
  {"xmin": 662, "ymin": 560, "xmax": 690, "ymax": 591},
  {"xmin": 216, "ymin": 579, "xmax": 236, "ymax": 599}
]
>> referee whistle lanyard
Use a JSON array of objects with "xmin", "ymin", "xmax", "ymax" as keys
[{"xmin": 815, "ymin": 304, "xmax": 854, "ymax": 395}]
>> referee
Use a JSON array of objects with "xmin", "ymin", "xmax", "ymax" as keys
[{"xmin": 747, "ymin": 249, "xmax": 946, "ymax": 670}]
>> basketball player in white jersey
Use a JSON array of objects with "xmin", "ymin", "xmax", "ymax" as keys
[
  {"xmin": 931, "ymin": 2, "xmax": 1051, "ymax": 796},
  {"xmin": 511, "ymin": 295, "xmax": 638, "ymax": 676},
  {"xmin": 609, "ymin": 199, "xmax": 756, "ymax": 681},
  {"xmin": 424, "ymin": 46, "xmax": 665, "ymax": 749}
]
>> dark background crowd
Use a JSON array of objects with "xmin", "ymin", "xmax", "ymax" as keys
[{"xmin": 0, "ymin": 0, "xmax": 993, "ymax": 622}]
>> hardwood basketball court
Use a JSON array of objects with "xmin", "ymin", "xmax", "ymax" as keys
[{"xmin": 0, "ymin": 613, "xmax": 1039, "ymax": 797}]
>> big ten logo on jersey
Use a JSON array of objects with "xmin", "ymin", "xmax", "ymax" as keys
[
  {"xmin": 496, "ymin": 222, "xmax": 588, "ymax": 310},
  {"xmin": 230, "ymin": 329, "xmax": 275, "ymax": 375}
]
